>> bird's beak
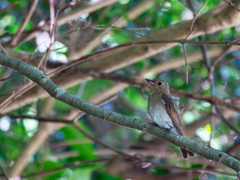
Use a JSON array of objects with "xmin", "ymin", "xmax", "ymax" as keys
[{"xmin": 145, "ymin": 79, "xmax": 154, "ymax": 85}]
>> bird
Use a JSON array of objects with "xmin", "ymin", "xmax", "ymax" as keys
[{"xmin": 145, "ymin": 78, "xmax": 194, "ymax": 159}]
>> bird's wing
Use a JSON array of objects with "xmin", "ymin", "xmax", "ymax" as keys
[{"xmin": 161, "ymin": 94, "xmax": 185, "ymax": 136}]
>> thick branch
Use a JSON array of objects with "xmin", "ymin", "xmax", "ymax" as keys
[{"xmin": 1, "ymin": 53, "xmax": 240, "ymax": 173}]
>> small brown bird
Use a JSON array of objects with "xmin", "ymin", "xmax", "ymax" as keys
[{"xmin": 145, "ymin": 79, "xmax": 194, "ymax": 159}]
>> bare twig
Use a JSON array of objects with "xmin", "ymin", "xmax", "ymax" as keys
[
  {"xmin": 0, "ymin": 44, "xmax": 8, "ymax": 55},
  {"xmin": 190, "ymin": 0, "xmax": 209, "ymax": 32},
  {"xmin": 0, "ymin": 96, "xmax": 117, "ymax": 124},
  {"xmin": 215, "ymin": 108, "xmax": 240, "ymax": 137},
  {"xmin": 199, "ymin": 35, "xmax": 215, "ymax": 147},
  {"xmin": 222, "ymin": 0, "xmax": 240, "ymax": 11},
  {"xmin": 0, "ymin": 114, "xmax": 72, "ymax": 124},
  {"xmin": 219, "ymin": 55, "xmax": 240, "ymax": 66},
  {"xmin": 56, "ymin": 24, "xmax": 91, "ymax": 41},
  {"xmin": 0, "ymin": 163, "xmax": 9, "ymax": 180},
  {"xmin": 37, "ymin": 50, "xmax": 49, "ymax": 70},
  {"xmin": 48, "ymin": 39, "xmax": 239, "ymax": 76},
  {"xmin": 178, "ymin": 0, "xmax": 195, "ymax": 14},
  {"xmin": 0, "ymin": 81, "xmax": 35, "ymax": 112},
  {"xmin": 0, "ymin": 74, "xmax": 22, "ymax": 82},
  {"xmin": 0, "ymin": 68, "xmax": 14, "ymax": 89},
  {"xmin": 212, "ymin": 37, "xmax": 240, "ymax": 67},
  {"xmin": 17, "ymin": 0, "xmax": 118, "ymax": 45},
  {"xmin": 0, "ymin": 2, "xmax": 19, "ymax": 14},
  {"xmin": 49, "ymin": 0, "xmax": 55, "ymax": 59},
  {"xmin": 182, "ymin": 43, "xmax": 188, "ymax": 84},
  {"xmin": 92, "ymin": 25, "xmax": 157, "ymax": 41},
  {"xmin": 226, "ymin": 141, "xmax": 240, "ymax": 155},
  {"xmin": 10, "ymin": 0, "xmax": 39, "ymax": 46}
]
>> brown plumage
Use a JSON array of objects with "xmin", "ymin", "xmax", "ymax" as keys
[{"xmin": 146, "ymin": 79, "xmax": 194, "ymax": 159}]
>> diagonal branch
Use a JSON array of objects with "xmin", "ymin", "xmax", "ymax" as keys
[{"xmin": 1, "ymin": 53, "xmax": 240, "ymax": 174}]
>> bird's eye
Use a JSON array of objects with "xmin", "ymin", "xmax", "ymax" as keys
[{"xmin": 158, "ymin": 82, "xmax": 162, "ymax": 86}]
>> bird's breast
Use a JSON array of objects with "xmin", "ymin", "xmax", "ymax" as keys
[{"xmin": 148, "ymin": 96, "xmax": 179, "ymax": 134}]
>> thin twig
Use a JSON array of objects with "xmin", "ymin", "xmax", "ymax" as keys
[
  {"xmin": 218, "ymin": 55, "xmax": 240, "ymax": 66},
  {"xmin": 190, "ymin": 0, "xmax": 209, "ymax": 32},
  {"xmin": 0, "ymin": 44, "xmax": 8, "ymax": 55},
  {"xmin": 16, "ymin": 0, "xmax": 87, "ymax": 45},
  {"xmin": 0, "ymin": 114, "xmax": 72, "ymax": 124},
  {"xmin": 56, "ymin": 24, "xmax": 91, "ymax": 41},
  {"xmin": 0, "ymin": 74, "xmax": 22, "ymax": 82},
  {"xmin": 225, "ymin": 141, "xmax": 240, "ymax": 155},
  {"xmin": 92, "ymin": 25, "xmax": 157, "ymax": 41},
  {"xmin": 0, "ymin": 96, "xmax": 118, "ymax": 124},
  {"xmin": 47, "ymin": 39, "xmax": 238, "ymax": 76},
  {"xmin": 215, "ymin": 108, "xmax": 240, "ymax": 137},
  {"xmin": 182, "ymin": 43, "xmax": 188, "ymax": 84},
  {"xmin": 178, "ymin": 0, "xmax": 195, "ymax": 14},
  {"xmin": 0, "ymin": 81, "xmax": 35, "ymax": 112},
  {"xmin": 199, "ymin": 35, "xmax": 215, "ymax": 147},
  {"xmin": 10, "ymin": 0, "xmax": 39, "ymax": 46},
  {"xmin": 212, "ymin": 37, "xmax": 240, "ymax": 67},
  {"xmin": 37, "ymin": 50, "xmax": 48, "ymax": 70},
  {"xmin": 222, "ymin": 0, "xmax": 240, "ymax": 11},
  {"xmin": 0, "ymin": 163, "xmax": 9, "ymax": 180},
  {"xmin": 0, "ymin": 2, "xmax": 19, "ymax": 14},
  {"xmin": 186, "ymin": 28, "xmax": 197, "ymax": 40}
]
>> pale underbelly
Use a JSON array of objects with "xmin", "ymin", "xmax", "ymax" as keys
[{"xmin": 149, "ymin": 105, "xmax": 179, "ymax": 135}]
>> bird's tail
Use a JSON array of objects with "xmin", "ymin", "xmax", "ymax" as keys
[{"xmin": 180, "ymin": 148, "xmax": 195, "ymax": 159}]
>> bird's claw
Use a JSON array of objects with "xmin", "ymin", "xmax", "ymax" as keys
[
  {"xmin": 151, "ymin": 122, "xmax": 159, "ymax": 127},
  {"xmin": 164, "ymin": 125, "xmax": 172, "ymax": 137}
]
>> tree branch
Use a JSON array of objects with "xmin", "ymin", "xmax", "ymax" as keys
[
  {"xmin": 10, "ymin": 0, "xmax": 39, "ymax": 46},
  {"xmin": 1, "ymin": 53, "xmax": 240, "ymax": 173}
]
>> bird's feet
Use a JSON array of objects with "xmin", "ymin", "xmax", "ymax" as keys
[
  {"xmin": 164, "ymin": 126, "xmax": 172, "ymax": 134},
  {"xmin": 151, "ymin": 122, "xmax": 159, "ymax": 127},
  {"xmin": 164, "ymin": 123, "xmax": 172, "ymax": 136}
]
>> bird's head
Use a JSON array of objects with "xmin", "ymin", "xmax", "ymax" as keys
[{"xmin": 145, "ymin": 79, "xmax": 169, "ymax": 94}]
